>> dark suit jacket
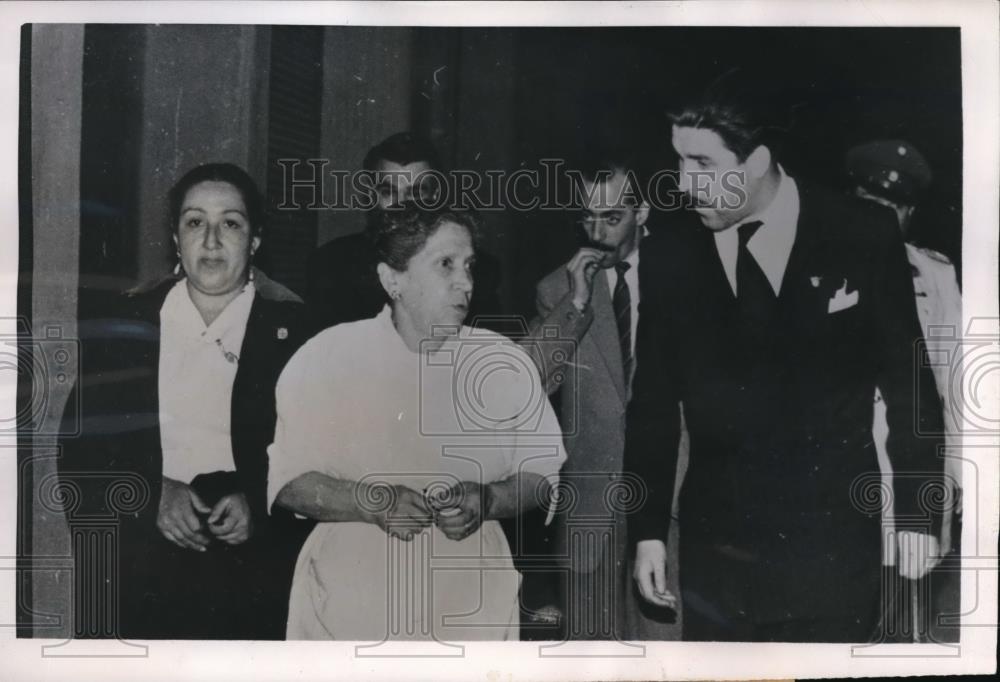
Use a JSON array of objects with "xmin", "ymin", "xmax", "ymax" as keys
[
  {"xmin": 533, "ymin": 268, "xmax": 631, "ymax": 560},
  {"xmin": 305, "ymin": 231, "xmax": 387, "ymax": 329},
  {"xmin": 623, "ymin": 182, "xmax": 945, "ymax": 620},
  {"xmin": 57, "ymin": 273, "xmax": 315, "ymax": 639},
  {"xmin": 525, "ymin": 266, "xmax": 638, "ymax": 640}
]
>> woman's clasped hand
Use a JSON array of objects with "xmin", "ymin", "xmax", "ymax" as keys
[
  {"xmin": 425, "ymin": 481, "xmax": 492, "ymax": 542},
  {"xmin": 361, "ymin": 481, "xmax": 492, "ymax": 542},
  {"xmin": 157, "ymin": 478, "xmax": 254, "ymax": 550}
]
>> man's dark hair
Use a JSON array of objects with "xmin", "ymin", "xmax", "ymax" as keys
[
  {"xmin": 572, "ymin": 146, "xmax": 646, "ymax": 206},
  {"xmin": 669, "ymin": 67, "xmax": 796, "ymax": 162},
  {"xmin": 362, "ymin": 131, "xmax": 442, "ymax": 173}
]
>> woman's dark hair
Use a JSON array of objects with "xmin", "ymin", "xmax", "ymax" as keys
[
  {"xmin": 373, "ymin": 202, "xmax": 479, "ymax": 272},
  {"xmin": 168, "ymin": 162, "xmax": 265, "ymax": 236},
  {"xmin": 668, "ymin": 67, "xmax": 796, "ymax": 162}
]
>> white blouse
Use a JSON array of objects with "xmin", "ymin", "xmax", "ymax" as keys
[
  {"xmin": 268, "ymin": 305, "xmax": 566, "ymax": 512},
  {"xmin": 158, "ymin": 279, "xmax": 255, "ymax": 484}
]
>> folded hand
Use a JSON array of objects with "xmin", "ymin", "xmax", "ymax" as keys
[
  {"xmin": 368, "ymin": 484, "xmax": 433, "ymax": 541},
  {"xmin": 157, "ymin": 477, "xmax": 211, "ymax": 551},
  {"xmin": 207, "ymin": 492, "xmax": 254, "ymax": 545}
]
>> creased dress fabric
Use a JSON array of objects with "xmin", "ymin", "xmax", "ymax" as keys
[{"xmin": 268, "ymin": 306, "xmax": 566, "ymax": 640}]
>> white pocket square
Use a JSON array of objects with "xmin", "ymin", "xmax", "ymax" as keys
[{"xmin": 827, "ymin": 284, "xmax": 859, "ymax": 313}]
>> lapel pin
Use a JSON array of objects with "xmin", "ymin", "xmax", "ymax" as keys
[
  {"xmin": 277, "ymin": 327, "xmax": 288, "ymax": 340},
  {"xmin": 809, "ymin": 276, "xmax": 822, "ymax": 288}
]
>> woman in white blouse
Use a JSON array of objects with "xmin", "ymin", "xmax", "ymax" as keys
[
  {"xmin": 269, "ymin": 205, "xmax": 566, "ymax": 642},
  {"xmin": 58, "ymin": 163, "xmax": 312, "ymax": 639}
]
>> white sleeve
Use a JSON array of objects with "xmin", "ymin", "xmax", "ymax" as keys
[
  {"xmin": 938, "ymin": 264, "xmax": 962, "ymax": 480},
  {"xmin": 266, "ymin": 337, "xmax": 342, "ymax": 511},
  {"xmin": 503, "ymin": 344, "xmax": 567, "ymax": 525}
]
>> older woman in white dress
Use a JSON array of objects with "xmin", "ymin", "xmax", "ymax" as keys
[{"xmin": 268, "ymin": 205, "xmax": 565, "ymax": 642}]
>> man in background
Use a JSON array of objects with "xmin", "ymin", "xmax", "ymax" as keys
[
  {"xmin": 521, "ymin": 153, "xmax": 685, "ymax": 642},
  {"xmin": 305, "ymin": 131, "xmax": 500, "ymax": 328},
  {"xmin": 847, "ymin": 139, "xmax": 962, "ymax": 641}
]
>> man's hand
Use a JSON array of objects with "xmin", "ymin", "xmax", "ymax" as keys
[
  {"xmin": 157, "ymin": 477, "xmax": 211, "ymax": 551},
  {"xmin": 362, "ymin": 484, "xmax": 433, "ymax": 541},
  {"xmin": 633, "ymin": 539, "xmax": 677, "ymax": 608},
  {"xmin": 206, "ymin": 492, "xmax": 254, "ymax": 545},
  {"xmin": 566, "ymin": 248, "xmax": 605, "ymax": 310},
  {"xmin": 897, "ymin": 530, "xmax": 941, "ymax": 579}
]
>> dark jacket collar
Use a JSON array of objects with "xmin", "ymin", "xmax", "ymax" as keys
[{"xmin": 125, "ymin": 267, "xmax": 301, "ymax": 306}]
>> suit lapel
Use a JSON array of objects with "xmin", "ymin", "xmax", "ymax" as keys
[
  {"xmin": 690, "ymin": 223, "xmax": 740, "ymax": 318},
  {"xmin": 689, "ymin": 221, "xmax": 738, "ymax": 304},
  {"xmin": 590, "ymin": 273, "xmax": 628, "ymax": 405},
  {"xmin": 231, "ymin": 298, "xmax": 274, "ymax": 456},
  {"xmin": 230, "ymin": 294, "xmax": 279, "ymax": 520},
  {"xmin": 777, "ymin": 182, "xmax": 831, "ymax": 318}
]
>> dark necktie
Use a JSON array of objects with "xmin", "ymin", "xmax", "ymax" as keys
[
  {"xmin": 613, "ymin": 261, "xmax": 634, "ymax": 381},
  {"xmin": 736, "ymin": 221, "xmax": 776, "ymax": 334}
]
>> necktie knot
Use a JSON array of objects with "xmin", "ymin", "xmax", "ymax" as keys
[
  {"xmin": 738, "ymin": 221, "xmax": 763, "ymax": 248},
  {"xmin": 615, "ymin": 261, "xmax": 631, "ymax": 276}
]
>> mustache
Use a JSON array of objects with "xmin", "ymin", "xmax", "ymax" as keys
[
  {"xmin": 584, "ymin": 241, "xmax": 616, "ymax": 253},
  {"xmin": 575, "ymin": 231, "xmax": 616, "ymax": 252},
  {"xmin": 682, "ymin": 194, "xmax": 711, "ymax": 209}
]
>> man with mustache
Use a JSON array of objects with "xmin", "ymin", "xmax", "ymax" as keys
[
  {"xmin": 521, "ymin": 152, "xmax": 682, "ymax": 643},
  {"xmin": 624, "ymin": 69, "xmax": 945, "ymax": 641}
]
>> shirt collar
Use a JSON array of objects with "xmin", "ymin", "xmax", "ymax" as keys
[
  {"xmin": 712, "ymin": 166, "xmax": 800, "ymax": 295},
  {"xmin": 161, "ymin": 278, "xmax": 256, "ymax": 345},
  {"xmin": 736, "ymin": 164, "xmax": 799, "ymax": 234},
  {"xmin": 624, "ymin": 230, "xmax": 643, "ymax": 268}
]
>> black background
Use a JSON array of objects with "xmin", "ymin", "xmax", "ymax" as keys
[{"xmin": 509, "ymin": 27, "xmax": 962, "ymax": 309}]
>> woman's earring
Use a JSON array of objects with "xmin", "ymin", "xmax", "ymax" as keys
[{"xmin": 390, "ymin": 289, "xmax": 401, "ymax": 301}]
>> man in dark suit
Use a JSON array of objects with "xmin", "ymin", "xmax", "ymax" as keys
[
  {"xmin": 624, "ymin": 71, "xmax": 946, "ymax": 642},
  {"xmin": 521, "ymin": 154, "xmax": 685, "ymax": 644},
  {"xmin": 305, "ymin": 132, "xmax": 501, "ymax": 329},
  {"xmin": 305, "ymin": 132, "xmax": 441, "ymax": 327}
]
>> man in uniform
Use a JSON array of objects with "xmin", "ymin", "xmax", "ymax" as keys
[{"xmin": 846, "ymin": 139, "xmax": 962, "ymax": 641}]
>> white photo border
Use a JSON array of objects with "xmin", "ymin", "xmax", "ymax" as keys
[{"xmin": 1, "ymin": 1, "xmax": 996, "ymax": 680}]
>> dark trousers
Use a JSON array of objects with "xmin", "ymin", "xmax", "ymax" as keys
[
  {"xmin": 117, "ymin": 540, "xmax": 279, "ymax": 640},
  {"xmin": 94, "ymin": 530, "xmax": 305, "ymax": 641},
  {"xmin": 509, "ymin": 512, "xmax": 632, "ymax": 641},
  {"xmin": 680, "ymin": 540, "xmax": 881, "ymax": 642}
]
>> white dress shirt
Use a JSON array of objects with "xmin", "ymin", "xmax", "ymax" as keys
[
  {"xmin": 158, "ymin": 279, "xmax": 256, "ymax": 483},
  {"xmin": 604, "ymin": 238, "xmax": 642, "ymax": 357},
  {"xmin": 713, "ymin": 166, "xmax": 800, "ymax": 296}
]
